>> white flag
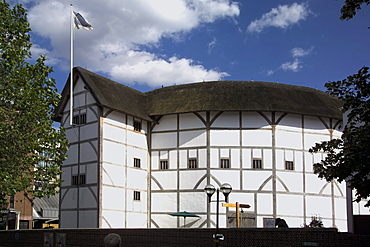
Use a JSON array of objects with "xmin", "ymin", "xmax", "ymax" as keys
[{"xmin": 73, "ymin": 11, "xmax": 93, "ymax": 30}]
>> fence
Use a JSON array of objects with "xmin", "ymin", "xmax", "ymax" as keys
[{"xmin": 1, "ymin": 227, "xmax": 369, "ymax": 247}]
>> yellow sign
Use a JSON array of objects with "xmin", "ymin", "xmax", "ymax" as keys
[
  {"xmin": 222, "ymin": 203, "xmax": 250, "ymax": 208},
  {"xmin": 222, "ymin": 202, "xmax": 251, "ymax": 228}
]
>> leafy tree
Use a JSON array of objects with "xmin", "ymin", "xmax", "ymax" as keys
[
  {"xmin": 310, "ymin": 67, "xmax": 370, "ymax": 207},
  {"xmin": 0, "ymin": 1, "xmax": 68, "ymax": 206},
  {"xmin": 338, "ymin": 0, "xmax": 370, "ymax": 20},
  {"xmin": 311, "ymin": 1, "xmax": 370, "ymax": 208}
]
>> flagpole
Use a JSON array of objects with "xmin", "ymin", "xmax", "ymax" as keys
[{"xmin": 70, "ymin": 4, "xmax": 74, "ymax": 126}]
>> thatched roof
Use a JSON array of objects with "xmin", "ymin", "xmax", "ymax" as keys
[
  {"xmin": 54, "ymin": 67, "xmax": 342, "ymax": 122},
  {"xmin": 54, "ymin": 67, "xmax": 150, "ymax": 121},
  {"xmin": 146, "ymin": 81, "xmax": 342, "ymax": 119}
]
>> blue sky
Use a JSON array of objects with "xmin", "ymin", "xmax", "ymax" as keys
[{"xmin": 13, "ymin": 0, "xmax": 370, "ymax": 93}]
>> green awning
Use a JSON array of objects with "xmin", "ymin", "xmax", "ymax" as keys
[{"xmin": 169, "ymin": 211, "xmax": 200, "ymax": 227}]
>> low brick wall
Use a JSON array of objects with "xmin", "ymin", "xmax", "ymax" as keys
[{"xmin": 0, "ymin": 228, "xmax": 369, "ymax": 247}]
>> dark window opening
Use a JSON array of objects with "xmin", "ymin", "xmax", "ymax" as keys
[
  {"xmin": 73, "ymin": 115, "xmax": 79, "ymax": 125},
  {"xmin": 134, "ymin": 120, "xmax": 142, "ymax": 131},
  {"xmin": 79, "ymin": 174, "xmax": 86, "ymax": 184},
  {"xmin": 188, "ymin": 158, "xmax": 197, "ymax": 169},
  {"xmin": 133, "ymin": 191, "xmax": 141, "ymax": 201},
  {"xmin": 160, "ymin": 160, "xmax": 168, "ymax": 170},
  {"xmin": 72, "ymin": 175, "xmax": 79, "ymax": 185},
  {"xmin": 285, "ymin": 161, "xmax": 294, "ymax": 170},
  {"xmin": 73, "ymin": 113, "xmax": 86, "ymax": 125},
  {"xmin": 252, "ymin": 159, "xmax": 262, "ymax": 169},
  {"xmin": 19, "ymin": 220, "xmax": 29, "ymax": 229},
  {"xmin": 134, "ymin": 158, "xmax": 141, "ymax": 168},
  {"xmin": 220, "ymin": 158, "xmax": 230, "ymax": 168},
  {"xmin": 72, "ymin": 174, "xmax": 86, "ymax": 185},
  {"xmin": 80, "ymin": 114, "xmax": 86, "ymax": 124}
]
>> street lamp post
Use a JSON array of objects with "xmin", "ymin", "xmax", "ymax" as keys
[{"xmin": 204, "ymin": 183, "xmax": 232, "ymax": 245}]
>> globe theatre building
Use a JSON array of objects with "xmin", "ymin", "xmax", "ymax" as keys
[{"xmin": 54, "ymin": 67, "xmax": 348, "ymax": 231}]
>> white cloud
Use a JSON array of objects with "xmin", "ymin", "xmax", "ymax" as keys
[
  {"xmin": 207, "ymin": 37, "xmax": 217, "ymax": 54},
  {"xmin": 29, "ymin": 44, "xmax": 61, "ymax": 66},
  {"xmin": 111, "ymin": 54, "xmax": 229, "ymax": 84},
  {"xmin": 280, "ymin": 59, "xmax": 302, "ymax": 72},
  {"xmin": 25, "ymin": 0, "xmax": 240, "ymax": 87},
  {"xmin": 247, "ymin": 3, "xmax": 310, "ymax": 33},
  {"xmin": 188, "ymin": 0, "xmax": 240, "ymax": 22},
  {"xmin": 30, "ymin": 45, "xmax": 49, "ymax": 58},
  {"xmin": 273, "ymin": 46, "xmax": 313, "ymax": 73},
  {"xmin": 8, "ymin": 0, "xmax": 32, "ymax": 6},
  {"xmin": 291, "ymin": 46, "xmax": 314, "ymax": 58}
]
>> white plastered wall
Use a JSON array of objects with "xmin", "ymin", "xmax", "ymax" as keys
[
  {"xmin": 150, "ymin": 111, "xmax": 348, "ymax": 231},
  {"xmin": 101, "ymin": 112, "xmax": 149, "ymax": 228},
  {"xmin": 60, "ymin": 77, "xmax": 100, "ymax": 228}
]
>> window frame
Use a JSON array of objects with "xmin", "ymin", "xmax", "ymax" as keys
[
  {"xmin": 73, "ymin": 115, "xmax": 80, "ymax": 125},
  {"xmin": 73, "ymin": 113, "xmax": 87, "ymax": 125},
  {"xmin": 72, "ymin": 174, "xmax": 86, "ymax": 185},
  {"xmin": 72, "ymin": 175, "xmax": 79, "ymax": 185},
  {"xmin": 134, "ymin": 158, "xmax": 141, "ymax": 168},
  {"xmin": 252, "ymin": 159, "xmax": 263, "ymax": 169},
  {"xmin": 188, "ymin": 158, "xmax": 197, "ymax": 169},
  {"xmin": 285, "ymin": 161, "xmax": 294, "ymax": 171},
  {"xmin": 80, "ymin": 113, "xmax": 86, "ymax": 124},
  {"xmin": 19, "ymin": 220, "xmax": 29, "ymax": 229},
  {"xmin": 79, "ymin": 174, "xmax": 86, "ymax": 184},
  {"xmin": 220, "ymin": 158, "xmax": 230, "ymax": 168},
  {"xmin": 160, "ymin": 160, "xmax": 169, "ymax": 170},
  {"xmin": 133, "ymin": 120, "xmax": 142, "ymax": 132},
  {"xmin": 133, "ymin": 191, "xmax": 141, "ymax": 201}
]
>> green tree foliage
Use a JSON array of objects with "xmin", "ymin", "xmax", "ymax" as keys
[
  {"xmin": 0, "ymin": 1, "xmax": 68, "ymax": 206},
  {"xmin": 310, "ymin": 1, "xmax": 370, "ymax": 207},
  {"xmin": 310, "ymin": 67, "xmax": 370, "ymax": 207},
  {"xmin": 338, "ymin": 0, "xmax": 370, "ymax": 20}
]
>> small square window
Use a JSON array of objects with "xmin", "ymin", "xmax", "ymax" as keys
[
  {"xmin": 134, "ymin": 158, "xmax": 141, "ymax": 168},
  {"xmin": 285, "ymin": 161, "xmax": 294, "ymax": 170},
  {"xmin": 220, "ymin": 158, "xmax": 230, "ymax": 168},
  {"xmin": 73, "ymin": 113, "xmax": 87, "ymax": 125},
  {"xmin": 19, "ymin": 220, "xmax": 29, "ymax": 229},
  {"xmin": 134, "ymin": 120, "xmax": 142, "ymax": 131},
  {"xmin": 72, "ymin": 174, "xmax": 86, "ymax": 185},
  {"xmin": 133, "ymin": 191, "xmax": 141, "ymax": 201},
  {"xmin": 188, "ymin": 158, "xmax": 197, "ymax": 169},
  {"xmin": 253, "ymin": 159, "xmax": 262, "ymax": 169},
  {"xmin": 160, "ymin": 160, "xmax": 168, "ymax": 170}
]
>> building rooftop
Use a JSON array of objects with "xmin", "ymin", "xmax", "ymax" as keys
[{"xmin": 54, "ymin": 67, "xmax": 342, "ymax": 122}]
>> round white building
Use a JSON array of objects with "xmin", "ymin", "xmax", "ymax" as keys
[
  {"xmin": 147, "ymin": 78, "xmax": 345, "ymax": 230},
  {"xmin": 55, "ymin": 67, "xmax": 346, "ymax": 231}
]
